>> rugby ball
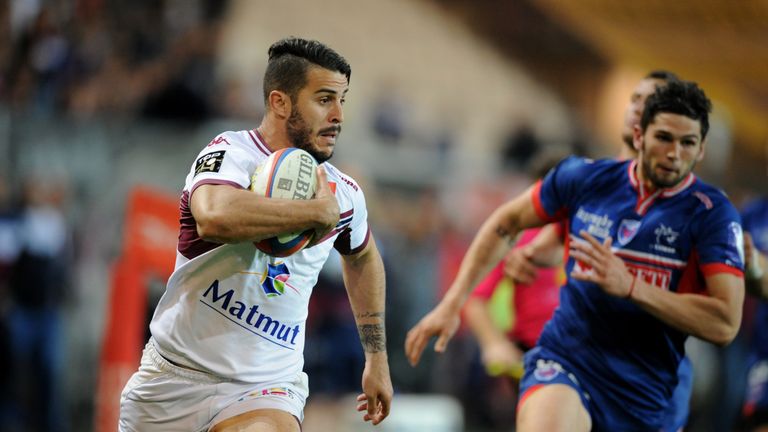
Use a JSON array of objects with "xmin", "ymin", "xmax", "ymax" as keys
[{"xmin": 250, "ymin": 148, "xmax": 318, "ymax": 257}]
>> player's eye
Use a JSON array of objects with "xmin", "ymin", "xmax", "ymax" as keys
[{"xmin": 655, "ymin": 133, "xmax": 672, "ymax": 142}]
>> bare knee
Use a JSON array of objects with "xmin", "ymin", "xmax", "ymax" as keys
[
  {"xmin": 210, "ymin": 409, "xmax": 300, "ymax": 432},
  {"xmin": 517, "ymin": 384, "xmax": 591, "ymax": 432}
]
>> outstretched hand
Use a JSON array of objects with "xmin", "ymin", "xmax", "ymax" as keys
[
  {"xmin": 355, "ymin": 356, "xmax": 393, "ymax": 425},
  {"xmin": 404, "ymin": 301, "xmax": 461, "ymax": 367},
  {"xmin": 569, "ymin": 230, "xmax": 634, "ymax": 298}
]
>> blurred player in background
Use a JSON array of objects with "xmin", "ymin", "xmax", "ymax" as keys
[
  {"xmin": 463, "ymin": 153, "xmax": 565, "ymax": 377},
  {"xmin": 620, "ymin": 71, "xmax": 680, "ymax": 158},
  {"xmin": 119, "ymin": 37, "xmax": 392, "ymax": 432},
  {"xmin": 406, "ymin": 80, "xmax": 745, "ymax": 431},
  {"xmin": 740, "ymin": 197, "xmax": 768, "ymax": 431},
  {"xmin": 463, "ymin": 224, "xmax": 564, "ymax": 378},
  {"xmin": 462, "ymin": 153, "xmax": 564, "ymax": 429}
]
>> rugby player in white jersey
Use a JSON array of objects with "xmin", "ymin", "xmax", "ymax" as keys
[{"xmin": 119, "ymin": 37, "xmax": 393, "ymax": 432}]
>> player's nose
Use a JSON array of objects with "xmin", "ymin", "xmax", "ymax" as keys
[
  {"xmin": 666, "ymin": 142, "xmax": 683, "ymax": 160},
  {"xmin": 329, "ymin": 100, "xmax": 344, "ymax": 124}
]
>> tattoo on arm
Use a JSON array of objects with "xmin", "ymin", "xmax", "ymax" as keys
[
  {"xmin": 356, "ymin": 311, "xmax": 384, "ymax": 319},
  {"xmin": 495, "ymin": 225, "xmax": 516, "ymax": 245},
  {"xmin": 357, "ymin": 323, "xmax": 386, "ymax": 353}
]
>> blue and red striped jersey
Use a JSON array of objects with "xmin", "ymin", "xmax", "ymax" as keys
[{"xmin": 533, "ymin": 156, "xmax": 744, "ymax": 416}]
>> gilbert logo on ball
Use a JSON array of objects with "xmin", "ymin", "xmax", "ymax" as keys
[{"xmin": 250, "ymin": 148, "xmax": 318, "ymax": 257}]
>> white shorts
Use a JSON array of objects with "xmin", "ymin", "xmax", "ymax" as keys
[{"xmin": 119, "ymin": 339, "xmax": 309, "ymax": 432}]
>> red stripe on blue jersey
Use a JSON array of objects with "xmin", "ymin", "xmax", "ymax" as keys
[{"xmin": 701, "ymin": 262, "xmax": 743, "ymax": 277}]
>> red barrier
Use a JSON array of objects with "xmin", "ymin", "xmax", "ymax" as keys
[{"xmin": 94, "ymin": 186, "xmax": 178, "ymax": 432}]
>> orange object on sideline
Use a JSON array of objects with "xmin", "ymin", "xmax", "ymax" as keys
[{"xmin": 94, "ymin": 186, "xmax": 179, "ymax": 432}]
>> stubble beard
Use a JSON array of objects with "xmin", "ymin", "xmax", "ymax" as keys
[
  {"xmin": 641, "ymin": 154, "xmax": 693, "ymax": 189},
  {"xmin": 286, "ymin": 107, "xmax": 333, "ymax": 163}
]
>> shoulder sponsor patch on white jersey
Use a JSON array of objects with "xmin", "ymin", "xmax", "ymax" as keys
[{"xmin": 195, "ymin": 151, "xmax": 226, "ymax": 175}]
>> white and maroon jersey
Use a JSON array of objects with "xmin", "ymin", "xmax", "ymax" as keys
[{"xmin": 149, "ymin": 129, "xmax": 370, "ymax": 383}]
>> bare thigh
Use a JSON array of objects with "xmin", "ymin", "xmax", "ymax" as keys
[
  {"xmin": 210, "ymin": 409, "xmax": 300, "ymax": 432},
  {"xmin": 517, "ymin": 383, "xmax": 591, "ymax": 432}
]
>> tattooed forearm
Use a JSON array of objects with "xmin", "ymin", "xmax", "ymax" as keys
[
  {"xmin": 356, "ymin": 311, "xmax": 384, "ymax": 319},
  {"xmin": 358, "ymin": 323, "xmax": 386, "ymax": 353},
  {"xmin": 495, "ymin": 225, "xmax": 516, "ymax": 245}
]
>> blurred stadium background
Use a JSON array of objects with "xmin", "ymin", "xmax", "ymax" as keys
[{"xmin": 1, "ymin": 0, "xmax": 766, "ymax": 431}]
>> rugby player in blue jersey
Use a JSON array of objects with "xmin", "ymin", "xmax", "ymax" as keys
[
  {"xmin": 740, "ymin": 197, "xmax": 768, "ymax": 431},
  {"xmin": 503, "ymin": 70, "xmax": 694, "ymax": 432},
  {"xmin": 406, "ymin": 80, "xmax": 745, "ymax": 431}
]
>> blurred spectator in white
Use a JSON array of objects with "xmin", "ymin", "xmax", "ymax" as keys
[{"xmin": 6, "ymin": 177, "xmax": 72, "ymax": 432}]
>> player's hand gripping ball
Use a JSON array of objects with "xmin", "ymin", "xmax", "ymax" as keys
[{"xmin": 250, "ymin": 148, "xmax": 318, "ymax": 257}]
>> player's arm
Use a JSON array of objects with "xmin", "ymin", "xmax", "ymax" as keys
[
  {"xmin": 504, "ymin": 223, "xmax": 564, "ymax": 284},
  {"xmin": 191, "ymin": 167, "xmax": 339, "ymax": 243},
  {"xmin": 633, "ymin": 272, "xmax": 743, "ymax": 345},
  {"xmin": 464, "ymin": 261, "xmax": 524, "ymax": 373},
  {"xmin": 340, "ymin": 238, "xmax": 393, "ymax": 426},
  {"xmin": 571, "ymin": 231, "xmax": 744, "ymax": 346},
  {"xmin": 442, "ymin": 187, "xmax": 544, "ymax": 312},
  {"xmin": 522, "ymin": 222, "xmax": 565, "ymax": 266},
  {"xmin": 464, "ymin": 297, "xmax": 524, "ymax": 374},
  {"xmin": 405, "ymin": 185, "xmax": 546, "ymax": 366},
  {"xmin": 744, "ymin": 232, "xmax": 768, "ymax": 300}
]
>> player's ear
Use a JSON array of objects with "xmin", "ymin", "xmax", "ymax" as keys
[
  {"xmin": 632, "ymin": 124, "xmax": 644, "ymax": 152},
  {"xmin": 267, "ymin": 90, "xmax": 292, "ymax": 119}
]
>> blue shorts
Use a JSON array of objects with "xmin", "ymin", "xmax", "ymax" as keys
[
  {"xmin": 519, "ymin": 346, "xmax": 671, "ymax": 432},
  {"xmin": 659, "ymin": 356, "xmax": 692, "ymax": 432}
]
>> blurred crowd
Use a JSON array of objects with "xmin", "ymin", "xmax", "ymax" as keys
[
  {"xmin": 2, "ymin": 0, "xmax": 262, "ymax": 123},
  {"xmin": 1, "ymin": 1, "xmax": 766, "ymax": 432}
]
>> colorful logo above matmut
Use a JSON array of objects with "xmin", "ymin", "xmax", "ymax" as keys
[{"xmin": 261, "ymin": 262, "xmax": 291, "ymax": 297}]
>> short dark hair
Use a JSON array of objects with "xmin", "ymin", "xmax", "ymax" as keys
[
  {"xmin": 263, "ymin": 37, "xmax": 351, "ymax": 105},
  {"xmin": 640, "ymin": 80, "xmax": 712, "ymax": 139},
  {"xmin": 644, "ymin": 70, "xmax": 680, "ymax": 83}
]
